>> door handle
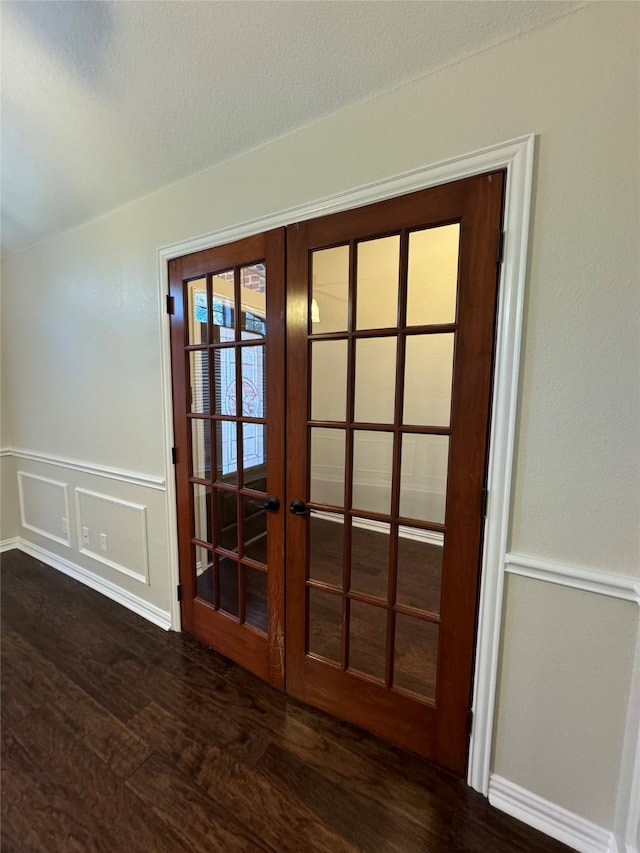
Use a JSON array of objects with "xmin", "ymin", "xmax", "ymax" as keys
[
  {"xmin": 289, "ymin": 499, "xmax": 309, "ymax": 516},
  {"xmin": 249, "ymin": 495, "xmax": 280, "ymax": 512}
]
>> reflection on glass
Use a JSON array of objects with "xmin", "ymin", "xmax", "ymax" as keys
[
  {"xmin": 216, "ymin": 489, "xmax": 238, "ymax": 552},
  {"xmin": 213, "ymin": 347, "xmax": 236, "ymax": 416},
  {"xmin": 308, "ymin": 588, "xmax": 342, "ymax": 662},
  {"xmin": 192, "ymin": 483, "xmax": 212, "ymax": 545},
  {"xmin": 309, "ymin": 511, "xmax": 343, "ymax": 588},
  {"xmin": 348, "ymin": 601, "xmax": 387, "ymax": 680},
  {"xmin": 218, "ymin": 556, "xmax": 239, "ymax": 618},
  {"xmin": 396, "ymin": 527, "xmax": 443, "ymax": 614},
  {"xmin": 311, "ymin": 245, "xmax": 349, "ymax": 333},
  {"xmin": 350, "ymin": 521, "xmax": 389, "ymax": 601},
  {"xmin": 242, "ymin": 423, "xmax": 266, "ymax": 490},
  {"xmin": 403, "ymin": 334, "xmax": 454, "ymax": 426},
  {"xmin": 352, "ymin": 431, "xmax": 393, "ymax": 514},
  {"xmin": 310, "ymin": 428, "xmax": 345, "ymax": 506},
  {"xmin": 242, "ymin": 496, "xmax": 267, "ymax": 565},
  {"xmin": 244, "ymin": 566, "xmax": 268, "ymax": 632},
  {"xmin": 215, "ymin": 421, "xmax": 238, "ymax": 485},
  {"xmin": 356, "ymin": 236, "xmax": 400, "ymax": 330},
  {"xmin": 393, "ymin": 615, "xmax": 438, "ymax": 700},
  {"xmin": 189, "ymin": 351, "xmax": 210, "ymax": 414},
  {"xmin": 399, "ymin": 434, "xmax": 449, "ymax": 524},
  {"xmin": 191, "ymin": 419, "xmax": 210, "ymax": 480},
  {"xmin": 195, "ymin": 545, "xmax": 214, "ymax": 605},
  {"xmin": 212, "ymin": 270, "xmax": 235, "ymax": 340},
  {"xmin": 311, "ymin": 340, "xmax": 348, "ymax": 421},
  {"xmin": 240, "ymin": 264, "xmax": 266, "ymax": 338},
  {"xmin": 407, "ymin": 224, "xmax": 460, "ymax": 326},
  {"xmin": 354, "ymin": 337, "xmax": 396, "ymax": 424},
  {"xmin": 187, "ymin": 278, "xmax": 208, "ymax": 345},
  {"xmin": 240, "ymin": 345, "xmax": 265, "ymax": 417}
]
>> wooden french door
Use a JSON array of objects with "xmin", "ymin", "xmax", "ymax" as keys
[
  {"xmin": 169, "ymin": 171, "xmax": 505, "ymax": 775},
  {"xmin": 285, "ymin": 172, "xmax": 505, "ymax": 775},
  {"xmin": 169, "ymin": 229, "xmax": 286, "ymax": 688}
]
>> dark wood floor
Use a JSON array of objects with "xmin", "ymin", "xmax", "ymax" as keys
[{"xmin": 1, "ymin": 549, "xmax": 568, "ymax": 853}]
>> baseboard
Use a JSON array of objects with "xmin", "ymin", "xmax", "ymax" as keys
[
  {"xmin": 7, "ymin": 538, "xmax": 171, "ymax": 631},
  {"xmin": 0, "ymin": 537, "xmax": 20, "ymax": 553},
  {"xmin": 489, "ymin": 775, "xmax": 616, "ymax": 853}
]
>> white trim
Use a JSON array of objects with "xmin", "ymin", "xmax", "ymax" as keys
[
  {"xmin": 9, "ymin": 538, "xmax": 171, "ymax": 630},
  {"xmin": 614, "ymin": 619, "xmax": 640, "ymax": 853},
  {"xmin": 6, "ymin": 448, "xmax": 165, "ymax": 490},
  {"xmin": 17, "ymin": 471, "xmax": 72, "ymax": 548},
  {"xmin": 0, "ymin": 537, "xmax": 19, "ymax": 553},
  {"xmin": 74, "ymin": 487, "xmax": 150, "ymax": 585},
  {"xmin": 157, "ymin": 133, "xmax": 536, "ymax": 778},
  {"xmin": 0, "ymin": 448, "xmax": 12, "ymax": 458},
  {"xmin": 311, "ymin": 509, "xmax": 444, "ymax": 547},
  {"xmin": 505, "ymin": 553, "xmax": 640, "ymax": 605},
  {"xmin": 489, "ymin": 775, "xmax": 616, "ymax": 853}
]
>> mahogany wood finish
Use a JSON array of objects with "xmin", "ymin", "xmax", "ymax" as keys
[
  {"xmin": 1, "ymin": 551, "xmax": 571, "ymax": 853},
  {"xmin": 286, "ymin": 173, "xmax": 506, "ymax": 775},
  {"xmin": 169, "ymin": 228, "xmax": 286, "ymax": 688}
]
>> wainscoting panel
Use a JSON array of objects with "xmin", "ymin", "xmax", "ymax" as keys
[
  {"xmin": 17, "ymin": 471, "xmax": 71, "ymax": 547},
  {"xmin": 75, "ymin": 488, "xmax": 150, "ymax": 584}
]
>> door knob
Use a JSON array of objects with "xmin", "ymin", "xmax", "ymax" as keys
[
  {"xmin": 289, "ymin": 499, "xmax": 308, "ymax": 516},
  {"xmin": 249, "ymin": 495, "xmax": 280, "ymax": 512}
]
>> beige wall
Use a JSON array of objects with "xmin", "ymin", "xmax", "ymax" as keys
[{"xmin": 1, "ymin": 1, "xmax": 638, "ymax": 837}]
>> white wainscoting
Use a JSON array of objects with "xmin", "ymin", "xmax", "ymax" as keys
[
  {"xmin": 17, "ymin": 471, "xmax": 72, "ymax": 548},
  {"xmin": 10, "ymin": 447, "xmax": 165, "ymax": 490}
]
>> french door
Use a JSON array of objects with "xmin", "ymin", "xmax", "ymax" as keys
[{"xmin": 169, "ymin": 171, "xmax": 505, "ymax": 775}]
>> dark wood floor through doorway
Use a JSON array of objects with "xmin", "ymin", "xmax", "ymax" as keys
[{"xmin": 1, "ymin": 550, "xmax": 569, "ymax": 853}]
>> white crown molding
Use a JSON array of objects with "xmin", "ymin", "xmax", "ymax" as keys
[
  {"xmin": 505, "ymin": 553, "xmax": 640, "ymax": 605},
  {"xmin": 5, "ymin": 538, "xmax": 171, "ymax": 631},
  {"xmin": 489, "ymin": 775, "xmax": 616, "ymax": 853},
  {"xmin": 5, "ymin": 448, "xmax": 165, "ymax": 491}
]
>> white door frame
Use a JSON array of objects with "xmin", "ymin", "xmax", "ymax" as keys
[{"xmin": 157, "ymin": 134, "xmax": 535, "ymax": 796}]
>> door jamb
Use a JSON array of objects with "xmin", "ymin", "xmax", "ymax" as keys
[{"xmin": 156, "ymin": 134, "xmax": 535, "ymax": 796}]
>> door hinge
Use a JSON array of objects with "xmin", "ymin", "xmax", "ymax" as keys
[
  {"xmin": 166, "ymin": 294, "xmax": 175, "ymax": 314},
  {"xmin": 496, "ymin": 231, "xmax": 505, "ymax": 264},
  {"xmin": 171, "ymin": 447, "xmax": 177, "ymax": 465},
  {"xmin": 176, "ymin": 584, "xmax": 182, "ymax": 602},
  {"xmin": 467, "ymin": 709, "xmax": 474, "ymax": 738},
  {"xmin": 481, "ymin": 488, "xmax": 489, "ymax": 518}
]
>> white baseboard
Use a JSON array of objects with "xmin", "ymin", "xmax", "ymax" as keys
[
  {"xmin": 489, "ymin": 775, "xmax": 617, "ymax": 853},
  {"xmin": 3, "ymin": 538, "xmax": 171, "ymax": 631},
  {"xmin": 0, "ymin": 537, "xmax": 20, "ymax": 553}
]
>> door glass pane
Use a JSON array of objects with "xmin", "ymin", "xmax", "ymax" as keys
[
  {"xmin": 308, "ymin": 589, "xmax": 342, "ymax": 662},
  {"xmin": 240, "ymin": 345, "xmax": 265, "ymax": 417},
  {"xmin": 242, "ymin": 496, "xmax": 267, "ymax": 565},
  {"xmin": 356, "ymin": 235, "xmax": 400, "ymax": 330},
  {"xmin": 352, "ymin": 431, "xmax": 393, "ymax": 514},
  {"xmin": 348, "ymin": 601, "xmax": 387, "ymax": 680},
  {"xmin": 189, "ymin": 351, "xmax": 209, "ymax": 414},
  {"xmin": 393, "ymin": 615, "xmax": 438, "ymax": 701},
  {"xmin": 407, "ymin": 224, "xmax": 460, "ymax": 326},
  {"xmin": 403, "ymin": 334, "xmax": 454, "ymax": 426},
  {"xmin": 216, "ymin": 489, "xmax": 238, "ymax": 553},
  {"xmin": 215, "ymin": 421, "xmax": 238, "ymax": 485},
  {"xmin": 191, "ymin": 419, "xmax": 211, "ymax": 480},
  {"xmin": 311, "ymin": 340, "xmax": 348, "ymax": 421},
  {"xmin": 240, "ymin": 264, "xmax": 266, "ymax": 338},
  {"xmin": 354, "ymin": 337, "xmax": 396, "ymax": 424},
  {"xmin": 242, "ymin": 422, "xmax": 266, "ymax": 489},
  {"xmin": 195, "ymin": 545, "xmax": 214, "ymax": 605},
  {"xmin": 244, "ymin": 566, "xmax": 268, "ymax": 633},
  {"xmin": 311, "ymin": 245, "xmax": 349, "ymax": 334},
  {"xmin": 218, "ymin": 556, "xmax": 239, "ymax": 618},
  {"xmin": 212, "ymin": 270, "xmax": 235, "ymax": 340},
  {"xmin": 400, "ymin": 434, "xmax": 448, "ymax": 524},
  {"xmin": 192, "ymin": 484, "xmax": 212, "ymax": 545},
  {"xmin": 187, "ymin": 277, "xmax": 208, "ymax": 345},
  {"xmin": 213, "ymin": 347, "xmax": 236, "ymax": 416},
  {"xmin": 350, "ymin": 520, "xmax": 389, "ymax": 601},
  {"xmin": 310, "ymin": 428, "xmax": 345, "ymax": 506},
  {"xmin": 309, "ymin": 511, "xmax": 344, "ymax": 588},
  {"xmin": 396, "ymin": 527, "xmax": 443, "ymax": 615}
]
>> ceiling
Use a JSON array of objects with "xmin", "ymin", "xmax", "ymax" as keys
[{"xmin": 1, "ymin": 0, "xmax": 583, "ymax": 257}]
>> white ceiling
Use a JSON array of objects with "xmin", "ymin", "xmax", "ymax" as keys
[{"xmin": 1, "ymin": 0, "xmax": 583, "ymax": 256}]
